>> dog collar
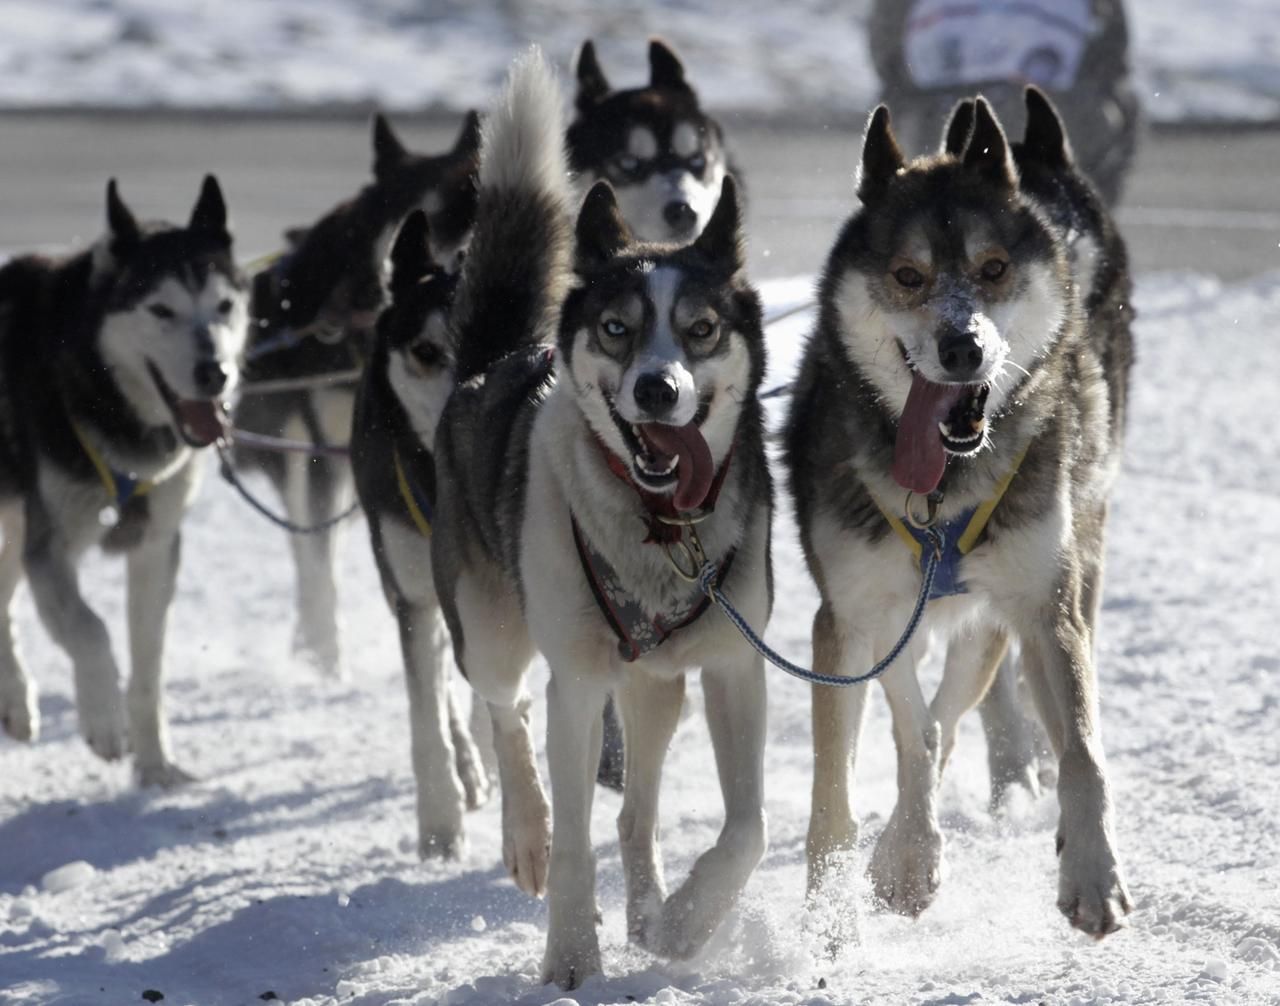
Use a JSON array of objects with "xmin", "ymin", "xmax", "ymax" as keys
[
  {"xmin": 874, "ymin": 446, "xmax": 1027, "ymax": 601},
  {"xmin": 593, "ymin": 436, "xmax": 734, "ymax": 545},
  {"xmin": 71, "ymin": 420, "xmax": 155, "ymax": 509}
]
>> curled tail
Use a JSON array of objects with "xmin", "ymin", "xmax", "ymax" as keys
[{"xmin": 451, "ymin": 48, "xmax": 573, "ymax": 384}]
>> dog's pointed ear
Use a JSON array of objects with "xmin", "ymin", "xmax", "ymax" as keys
[
  {"xmin": 856, "ymin": 105, "xmax": 905, "ymax": 203},
  {"xmin": 390, "ymin": 210, "xmax": 431, "ymax": 299},
  {"xmin": 941, "ymin": 99, "xmax": 976, "ymax": 157},
  {"xmin": 575, "ymin": 180, "xmax": 633, "ymax": 269},
  {"xmin": 453, "ymin": 110, "xmax": 482, "ymax": 158},
  {"xmin": 189, "ymin": 174, "xmax": 228, "ymax": 235},
  {"xmin": 373, "ymin": 113, "xmax": 408, "ymax": 178},
  {"xmin": 963, "ymin": 97, "xmax": 1018, "ymax": 188},
  {"xmin": 575, "ymin": 40, "xmax": 611, "ymax": 112},
  {"xmin": 105, "ymin": 178, "xmax": 140, "ymax": 250},
  {"xmin": 649, "ymin": 38, "xmax": 689, "ymax": 91},
  {"xmin": 692, "ymin": 176, "xmax": 744, "ymax": 272},
  {"xmin": 1021, "ymin": 85, "xmax": 1073, "ymax": 169}
]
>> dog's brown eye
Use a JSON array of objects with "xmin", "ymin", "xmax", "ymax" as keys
[
  {"xmin": 148, "ymin": 304, "xmax": 175, "ymax": 320},
  {"xmin": 981, "ymin": 258, "xmax": 1008, "ymax": 282},
  {"xmin": 217, "ymin": 298, "xmax": 234, "ymax": 314},
  {"xmin": 601, "ymin": 318, "xmax": 627, "ymax": 340},
  {"xmin": 688, "ymin": 319, "xmax": 715, "ymax": 340},
  {"xmin": 893, "ymin": 266, "xmax": 925, "ymax": 289},
  {"xmin": 411, "ymin": 341, "xmax": 443, "ymax": 368}
]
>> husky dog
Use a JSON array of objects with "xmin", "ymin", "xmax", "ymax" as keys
[
  {"xmin": 786, "ymin": 99, "xmax": 1133, "ymax": 939},
  {"xmin": 942, "ymin": 89, "xmax": 1134, "ymax": 806},
  {"xmin": 431, "ymin": 52, "xmax": 771, "ymax": 988},
  {"xmin": 232, "ymin": 112, "xmax": 480, "ymax": 677},
  {"xmin": 568, "ymin": 38, "xmax": 738, "ymax": 243},
  {"xmin": 0, "ymin": 178, "xmax": 248, "ymax": 785},
  {"xmin": 349, "ymin": 211, "xmax": 489, "ymax": 858}
]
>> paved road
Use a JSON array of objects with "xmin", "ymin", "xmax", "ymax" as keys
[{"xmin": 1, "ymin": 112, "xmax": 1278, "ymax": 283}]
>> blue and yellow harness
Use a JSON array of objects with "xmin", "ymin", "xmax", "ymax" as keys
[{"xmin": 874, "ymin": 448, "xmax": 1027, "ymax": 601}]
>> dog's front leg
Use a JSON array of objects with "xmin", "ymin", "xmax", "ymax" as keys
[
  {"xmin": 1022, "ymin": 598, "xmax": 1132, "ymax": 937},
  {"xmin": 0, "ymin": 503, "xmax": 38, "ymax": 742},
  {"xmin": 23, "ymin": 503, "xmax": 126, "ymax": 760},
  {"xmin": 646, "ymin": 651, "xmax": 768, "ymax": 960},
  {"xmin": 867, "ymin": 628, "xmax": 944, "ymax": 917},
  {"xmin": 541, "ymin": 669, "xmax": 610, "ymax": 989},
  {"xmin": 127, "ymin": 530, "xmax": 190, "ymax": 786},
  {"xmin": 616, "ymin": 669, "xmax": 685, "ymax": 946}
]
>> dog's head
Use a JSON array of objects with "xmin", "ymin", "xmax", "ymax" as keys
[
  {"xmin": 373, "ymin": 111, "xmax": 481, "ymax": 272},
  {"xmin": 95, "ymin": 176, "xmax": 249, "ymax": 447},
  {"xmin": 378, "ymin": 209, "xmax": 458, "ymax": 441},
  {"xmin": 567, "ymin": 39, "xmax": 732, "ymax": 244},
  {"xmin": 828, "ymin": 99, "xmax": 1069, "ymax": 494},
  {"xmin": 560, "ymin": 175, "xmax": 762, "ymax": 511}
]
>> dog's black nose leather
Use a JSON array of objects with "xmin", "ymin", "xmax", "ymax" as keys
[
  {"xmin": 193, "ymin": 360, "xmax": 229, "ymax": 396},
  {"xmin": 634, "ymin": 372, "xmax": 680, "ymax": 416},
  {"xmin": 663, "ymin": 201, "xmax": 697, "ymax": 232},
  {"xmin": 938, "ymin": 333, "xmax": 983, "ymax": 379}
]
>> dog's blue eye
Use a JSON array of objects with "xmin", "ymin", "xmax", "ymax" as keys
[
  {"xmin": 601, "ymin": 319, "xmax": 627, "ymax": 339},
  {"xmin": 148, "ymin": 304, "xmax": 175, "ymax": 321},
  {"xmin": 688, "ymin": 154, "xmax": 706, "ymax": 173},
  {"xmin": 893, "ymin": 266, "xmax": 926, "ymax": 290},
  {"xmin": 615, "ymin": 155, "xmax": 641, "ymax": 176}
]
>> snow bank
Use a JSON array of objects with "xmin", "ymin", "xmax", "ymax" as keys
[
  {"xmin": 1, "ymin": 271, "xmax": 1279, "ymax": 1004},
  {"xmin": 0, "ymin": 1, "xmax": 1277, "ymax": 124}
]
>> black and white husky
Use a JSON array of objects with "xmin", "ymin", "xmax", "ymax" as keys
[
  {"xmin": 785, "ymin": 97, "xmax": 1133, "ymax": 940},
  {"xmin": 431, "ymin": 52, "xmax": 772, "ymax": 988},
  {"xmin": 349, "ymin": 210, "xmax": 489, "ymax": 858},
  {"xmin": 568, "ymin": 38, "xmax": 737, "ymax": 243},
  {"xmin": 0, "ymin": 178, "xmax": 248, "ymax": 785},
  {"xmin": 232, "ymin": 112, "xmax": 479, "ymax": 676}
]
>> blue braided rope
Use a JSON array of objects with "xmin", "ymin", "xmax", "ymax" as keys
[{"xmin": 699, "ymin": 527, "xmax": 943, "ymax": 687}]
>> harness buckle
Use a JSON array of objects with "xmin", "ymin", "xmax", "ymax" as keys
[
  {"xmin": 904, "ymin": 490, "xmax": 943, "ymax": 530},
  {"xmin": 661, "ymin": 523, "xmax": 709, "ymax": 584}
]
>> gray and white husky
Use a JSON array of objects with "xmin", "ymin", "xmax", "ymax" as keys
[
  {"xmin": 785, "ymin": 97, "xmax": 1133, "ymax": 941},
  {"xmin": 568, "ymin": 38, "xmax": 738, "ymax": 242},
  {"xmin": 0, "ymin": 178, "xmax": 248, "ymax": 785},
  {"xmin": 431, "ymin": 51, "xmax": 773, "ymax": 988}
]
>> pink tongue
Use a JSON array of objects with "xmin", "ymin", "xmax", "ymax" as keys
[
  {"xmin": 639, "ymin": 421, "xmax": 715, "ymax": 512},
  {"xmin": 177, "ymin": 399, "xmax": 225, "ymax": 447},
  {"xmin": 892, "ymin": 373, "xmax": 968, "ymax": 495}
]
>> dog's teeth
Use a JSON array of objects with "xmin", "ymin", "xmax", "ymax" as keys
[{"xmin": 939, "ymin": 420, "xmax": 952, "ymax": 437}]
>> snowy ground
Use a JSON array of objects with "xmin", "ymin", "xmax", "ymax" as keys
[
  {"xmin": 1, "ymin": 0, "xmax": 1280, "ymax": 125},
  {"xmin": 1, "ymin": 270, "xmax": 1279, "ymax": 1005}
]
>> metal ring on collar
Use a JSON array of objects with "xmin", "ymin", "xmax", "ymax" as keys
[
  {"xmin": 904, "ymin": 490, "xmax": 942, "ymax": 530},
  {"xmin": 662, "ymin": 539, "xmax": 701, "ymax": 583}
]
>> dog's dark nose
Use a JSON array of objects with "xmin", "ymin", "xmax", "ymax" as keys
[
  {"xmin": 193, "ymin": 360, "xmax": 229, "ymax": 396},
  {"xmin": 938, "ymin": 332, "xmax": 984, "ymax": 379},
  {"xmin": 663, "ymin": 200, "xmax": 697, "ymax": 232},
  {"xmin": 634, "ymin": 372, "xmax": 680, "ymax": 416}
]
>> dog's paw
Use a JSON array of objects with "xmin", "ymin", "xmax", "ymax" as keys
[
  {"xmin": 1057, "ymin": 831, "xmax": 1132, "ymax": 938},
  {"xmin": 135, "ymin": 759, "xmax": 197, "ymax": 789},
  {"xmin": 868, "ymin": 809, "xmax": 945, "ymax": 917},
  {"xmin": 503, "ymin": 801, "xmax": 550, "ymax": 897},
  {"xmin": 416, "ymin": 809, "xmax": 467, "ymax": 861},
  {"xmin": 291, "ymin": 625, "xmax": 344, "ymax": 680},
  {"xmin": 540, "ymin": 932, "xmax": 602, "ymax": 990},
  {"xmin": 803, "ymin": 852, "xmax": 863, "ymax": 960},
  {"xmin": 79, "ymin": 689, "xmax": 128, "ymax": 762},
  {"xmin": 0, "ymin": 675, "xmax": 39, "ymax": 742}
]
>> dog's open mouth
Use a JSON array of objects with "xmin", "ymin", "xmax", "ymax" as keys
[
  {"xmin": 892, "ymin": 350, "xmax": 990, "ymax": 495},
  {"xmin": 147, "ymin": 362, "xmax": 226, "ymax": 448},
  {"xmin": 608, "ymin": 399, "xmax": 714, "ymax": 511}
]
